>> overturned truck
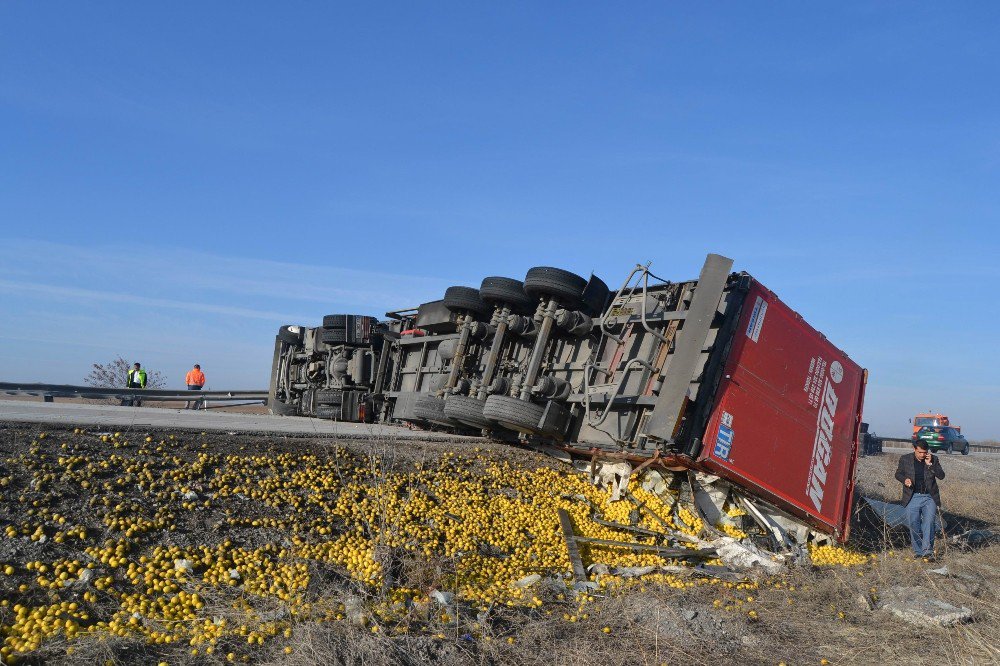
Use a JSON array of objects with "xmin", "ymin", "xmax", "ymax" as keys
[{"xmin": 268, "ymin": 254, "xmax": 867, "ymax": 548}]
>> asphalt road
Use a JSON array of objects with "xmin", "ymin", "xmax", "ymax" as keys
[
  {"xmin": 4, "ymin": 400, "xmax": 995, "ymax": 455},
  {"xmin": 0, "ymin": 399, "xmax": 475, "ymax": 441}
]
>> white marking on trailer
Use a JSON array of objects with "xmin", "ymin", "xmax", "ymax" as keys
[
  {"xmin": 830, "ymin": 360, "xmax": 844, "ymax": 384},
  {"xmin": 745, "ymin": 296, "xmax": 767, "ymax": 342},
  {"xmin": 807, "ymin": 369, "xmax": 840, "ymax": 512},
  {"xmin": 714, "ymin": 424, "xmax": 734, "ymax": 459}
]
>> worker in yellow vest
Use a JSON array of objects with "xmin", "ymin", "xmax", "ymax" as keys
[{"xmin": 124, "ymin": 362, "xmax": 147, "ymax": 406}]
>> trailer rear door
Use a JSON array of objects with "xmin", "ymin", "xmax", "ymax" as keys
[{"xmin": 697, "ymin": 281, "xmax": 865, "ymax": 540}]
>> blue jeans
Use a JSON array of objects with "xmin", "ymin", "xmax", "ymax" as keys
[{"xmin": 907, "ymin": 493, "xmax": 938, "ymax": 556}]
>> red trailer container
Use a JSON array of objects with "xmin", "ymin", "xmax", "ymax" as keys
[{"xmin": 696, "ymin": 281, "xmax": 866, "ymax": 541}]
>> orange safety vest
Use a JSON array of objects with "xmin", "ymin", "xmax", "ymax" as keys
[{"xmin": 185, "ymin": 369, "xmax": 206, "ymax": 386}]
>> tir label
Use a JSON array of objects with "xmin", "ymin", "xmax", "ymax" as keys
[
  {"xmin": 745, "ymin": 296, "xmax": 767, "ymax": 342},
  {"xmin": 714, "ymin": 411, "xmax": 735, "ymax": 459}
]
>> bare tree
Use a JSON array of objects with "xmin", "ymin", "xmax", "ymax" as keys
[{"xmin": 84, "ymin": 356, "xmax": 167, "ymax": 389}]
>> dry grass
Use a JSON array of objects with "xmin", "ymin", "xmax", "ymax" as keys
[{"xmin": 260, "ymin": 548, "xmax": 1000, "ymax": 666}]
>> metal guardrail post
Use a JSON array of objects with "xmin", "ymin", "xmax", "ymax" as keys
[
  {"xmin": 0, "ymin": 382, "xmax": 267, "ymax": 405},
  {"xmin": 876, "ymin": 437, "xmax": 999, "ymax": 454}
]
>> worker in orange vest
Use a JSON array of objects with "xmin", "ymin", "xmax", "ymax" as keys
[{"xmin": 185, "ymin": 364, "xmax": 206, "ymax": 409}]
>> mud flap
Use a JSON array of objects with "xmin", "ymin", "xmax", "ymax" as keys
[
  {"xmin": 538, "ymin": 400, "xmax": 572, "ymax": 438},
  {"xmin": 391, "ymin": 391, "xmax": 421, "ymax": 421}
]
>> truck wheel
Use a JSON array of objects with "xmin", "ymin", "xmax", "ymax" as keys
[
  {"xmin": 945, "ymin": 444, "xmax": 953, "ymax": 454},
  {"xmin": 443, "ymin": 395, "xmax": 491, "ymax": 429},
  {"xmin": 523, "ymin": 267, "xmax": 587, "ymax": 308},
  {"xmin": 480, "ymin": 277, "xmax": 535, "ymax": 314},
  {"xmin": 322, "ymin": 314, "xmax": 348, "ymax": 328},
  {"xmin": 269, "ymin": 400, "xmax": 297, "ymax": 416},
  {"xmin": 316, "ymin": 404, "xmax": 340, "ymax": 420},
  {"xmin": 277, "ymin": 326, "xmax": 303, "ymax": 345},
  {"xmin": 315, "ymin": 390, "xmax": 343, "ymax": 405},
  {"xmin": 320, "ymin": 329, "xmax": 348, "ymax": 345},
  {"xmin": 412, "ymin": 395, "xmax": 452, "ymax": 426},
  {"xmin": 482, "ymin": 395, "xmax": 545, "ymax": 434},
  {"xmin": 962, "ymin": 443, "xmax": 970, "ymax": 455},
  {"xmin": 320, "ymin": 315, "xmax": 380, "ymax": 345},
  {"xmin": 442, "ymin": 286, "xmax": 490, "ymax": 316}
]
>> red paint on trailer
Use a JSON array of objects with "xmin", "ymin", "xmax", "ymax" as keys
[{"xmin": 697, "ymin": 280, "xmax": 866, "ymax": 542}]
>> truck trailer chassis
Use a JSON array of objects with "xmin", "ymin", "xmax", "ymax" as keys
[{"xmin": 268, "ymin": 254, "xmax": 867, "ymax": 547}]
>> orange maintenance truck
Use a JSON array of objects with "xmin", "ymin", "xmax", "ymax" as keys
[{"xmin": 912, "ymin": 412, "xmax": 960, "ymax": 434}]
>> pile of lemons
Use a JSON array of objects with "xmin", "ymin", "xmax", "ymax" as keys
[
  {"xmin": 0, "ymin": 430, "xmax": 871, "ymax": 664},
  {"xmin": 807, "ymin": 543, "xmax": 871, "ymax": 567}
]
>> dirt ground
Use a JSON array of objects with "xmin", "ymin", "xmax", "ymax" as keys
[{"xmin": 0, "ymin": 422, "xmax": 997, "ymax": 665}]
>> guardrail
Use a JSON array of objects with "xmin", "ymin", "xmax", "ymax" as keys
[
  {"xmin": 878, "ymin": 437, "xmax": 914, "ymax": 447},
  {"xmin": 877, "ymin": 435, "xmax": 1000, "ymax": 454},
  {"xmin": 0, "ymin": 382, "xmax": 268, "ymax": 408}
]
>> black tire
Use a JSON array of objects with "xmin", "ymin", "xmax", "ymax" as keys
[
  {"xmin": 320, "ymin": 328, "xmax": 347, "ymax": 345},
  {"xmin": 523, "ymin": 267, "xmax": 587, "ymax": 307},
  {"xmin": 480, "ymin": 277, "xmax": 535, "ymax": 314},
  {"xmin": 482, "ymin": 395, "xmax": 545, "ymax": 434},
  {"xmin": 443, "ymin": 395, "xmax": 491, "ymax": 429},
  {"xmin": 316, "ymin": 404, "xmax": 340, "ymax": 420},
  {"xmin": 315, "ymin": 389, "xmax": 343, "ymax": 406},
  {"xmin": 962, "ymin": 443, "xmax": 970, "ymax": 455},
  {"xmin": 269, "ymin": 400, "xmax": 297, "ymax": 416},
  {"xmin": 322, "ymin": 314, "xmax": 348, "ymax": 328},
  {"xmin": 277, "ymin": 326, "xmax": 303, "ymax": 345},
  {"xmin": 442, "ymin": 286, "xmax": 490, "ymax": 316},
  {"xmin": 321, "ymin": 316, "xmax": 380, "ymax": 345},
  {"xmin": 412, "ymin": 395, "xmax": 452, "ymax": 426}
]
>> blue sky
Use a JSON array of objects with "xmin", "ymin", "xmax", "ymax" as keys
[{"xmin": 1, "ymin": 3, "xmax": 998, "ymax": 437}]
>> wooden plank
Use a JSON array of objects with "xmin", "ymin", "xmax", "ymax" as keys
[
  {"xmin": 574, "ymin": 536, "xmax": 715, "ymax": 559},
  {"xmin": 589, "ymin": 516, "xmax": 663, "ymax": 538},
  {"xmin": 557, "ymin": 508, "xmax": 588, "ymax": 583}
]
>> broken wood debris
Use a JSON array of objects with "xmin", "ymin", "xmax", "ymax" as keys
[
  {"xmin": 565, "ymin": 493, "xmax": 667, "ymax": 539},
  {"xmin": 557, "ymin": 507, "xmax": 717, "ymax": 585},
  {"xmin": 588, "ymin": 515, "xmax": 665, "ymax": 539},
  {"xmin": 557, "ymin": 508, "xmax": 588, "ymax": 583},
  {"xmin": 576, "ymin": 535, "xmax": 715, "ymax": 559},
  {"xmin": 625, "ymin": 490, "xmax": 678, "ymax": 534}
]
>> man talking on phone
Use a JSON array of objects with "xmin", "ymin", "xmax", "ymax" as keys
[{"xmin": 895, "ymin": 439, "xmax": 945, "ymax": 560}]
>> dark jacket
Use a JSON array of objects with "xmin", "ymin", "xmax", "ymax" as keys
[{"xmin": 895, "ymin": 452, "xmax": 945, "ymax": 506}]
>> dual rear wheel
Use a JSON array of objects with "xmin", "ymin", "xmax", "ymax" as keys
[
  {"xmin": 412, "ymin": 393, "xmax": 550, "ymax": 436},
  {"xmin": 411, "ymin": 265, "xmax": 590, "ymax": 435},
  {"xmin": 482, "ymin": 394, "xmax": 546, "ymax": 435}
]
